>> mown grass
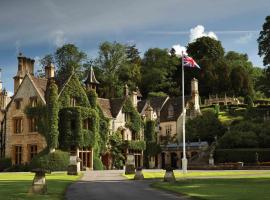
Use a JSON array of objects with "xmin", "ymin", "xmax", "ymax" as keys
[
  {"xmin": 152, "ymin": 176, "xmax": 270, "ymax": 200},
  {"xmin": 124, "ymin": 170, "xmax": 270, "ymax": 179},
  {"xmin": 218, "ymin": 111, "xmax": 244, "ymax": 126},
  {"xmin": 0, "ymin": 172, "xmax": 81, "ymax": 200}
]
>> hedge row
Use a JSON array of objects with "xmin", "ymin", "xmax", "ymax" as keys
[{"xmin": 214, "ymin": 149, "xmax": 270, "ymax": 163}]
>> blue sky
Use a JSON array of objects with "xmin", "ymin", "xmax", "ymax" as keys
[{"xmin": 0, "ymin": 0, "xmax": 269, "ymax": 95}]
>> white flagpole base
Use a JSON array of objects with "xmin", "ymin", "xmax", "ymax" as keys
[{"xmin": 182, "ymin": 158, "xmax": 188, "ymax": 174}]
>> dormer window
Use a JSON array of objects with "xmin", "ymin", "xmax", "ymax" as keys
[
  {"xmin": 30, "ymin": 96, "xmax": 38, "ymax": 107},
  {"xmin": 168, "ymin": 105, "xmax": 174, "ymax": 118},
  {"xmin": 70, "ymin": 97, "xmax": 76, "ymax": 107}
]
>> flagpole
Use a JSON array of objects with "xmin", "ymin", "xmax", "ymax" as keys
[{"xmin": 182, "ymin": 51, "xmax": 188, "ymax": 174}]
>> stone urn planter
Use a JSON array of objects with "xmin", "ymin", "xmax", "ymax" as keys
[
  {"xmin": 30, "ymin": 168, "xmax": 51, "ymax": 194},
  {"xmin": 134, "ymin": 167, "xmax": 144, "ymax": 180},
  {"xmin": 163, "ymin": 166, "xmax": 176, "ymax": 182}
]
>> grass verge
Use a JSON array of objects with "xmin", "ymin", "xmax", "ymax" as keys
[
  {"xmin": 152, "ymin": 176, "xmax": 270, "ymax": 200},
  {"xmin": 124, "ymin": 170, "xmax": 270, "ymax": 179},
  {"xmin": 0, "ymin": 172, "xmax": 81, "ymax": 200}
]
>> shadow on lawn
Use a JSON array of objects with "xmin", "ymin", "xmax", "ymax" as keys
[{"xmin": 152, "ymin": 177, "xmax": 270, "ymax": 200}]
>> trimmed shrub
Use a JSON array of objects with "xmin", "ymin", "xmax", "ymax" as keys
[
  {"xmin": 30, "ymin": 150, "xmax": 69, "ymax": 171},
  {"xmin": 214, "ymin": 149, "xmax": 270, "ymax": 164},
  {"xmin": 0, "ymin": 158, "xmax": 12, "ymax": 172},
  {"xmin": 93, "ymin": 156, "xmax": 104, "ymax": 170},
  {"xmin": 6, "ymin": 164, "xmax": 30, "ymax": 172}
]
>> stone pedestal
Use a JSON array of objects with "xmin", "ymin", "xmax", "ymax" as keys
[
  {"xmin": 164, "ymin": 168, "xmax": 176, "ymax": 182},
  {"xmin": 30, "ymin": 168, "xmax": 49, "ymax": 194},
  {"xmin": 134, "ymin": 167, "xmax": 144, "ymax": 180},
  {"xmin": 209, "ymin": 154, "xmax": 214, "ymax": 166},
  {"xmin": 125, "ymin": 154, "xmax": 135, "ymax": 175},
  {"xmin": 125, "ymin": 164, "xmax": 135, "ymax": 175},
  {"xmin": 67, "ymin": 155, "xmax": 81, "ymax": 175}
]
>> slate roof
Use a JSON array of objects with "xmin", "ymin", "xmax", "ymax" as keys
[
  {"xmin": 160, "ymin": 96, "xmax": 191, "ymax": 122},
  {"xmin": 97, "ymin": 98, "xmax": 112, "ymax": 118},
  {"xmin": 30, "ymin": 76, "xmax": 48, "ymax": 98},
  {"xmin": 137, "ymin": 96, "xmax": 168, "ymax": 114},
  {"xmin": 110, "ymin": 97, "xmax": 126, "ymax": 118}
]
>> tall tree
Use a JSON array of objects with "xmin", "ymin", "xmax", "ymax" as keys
[
  {"xmin": 141, "ymin": 48, "xmax": 180, "ymax": 97},
  {"xmin": 187, "ymin": 36, "xmax": 225, "ymax": 61},
  {"xmin": 118, "ymin": 45, "xmax": 142, "ymax": 91},
  {"xmin": 258, "ymin": 16, "xmax": 270, "ymax": 67},
  {"xmin": 94, "ymin": 41, "xmax": 127, "ymax": 98},
  {"xmin": 40, "ymin": 44, "xmax": 87, "ymax": 85}
]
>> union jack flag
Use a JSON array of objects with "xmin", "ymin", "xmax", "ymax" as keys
[{"xmin": 183, "ymin": 55, "xmax": 200, "ymax": 69}]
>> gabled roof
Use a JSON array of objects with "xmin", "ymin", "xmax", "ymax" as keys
[
  {"xmin": 97, "ymin": 98, "xmax": 113, "ymax": 118},
  {"xmin": 97, "ymin": 97, "xmax": 127, "ymax": 119},
  {"xmin": 110, "ymin": 97, "xmax": 126, "ymax": 118},
  {"xmin": 137, "ymin": 96, "xmax": 169, "ymax": 114},
  {"xmin": 30, "ymin": 76, "xmax": 48, "ymax": 98},
  {"xmin": 160, "ymin": 96, "xmax": 191, "ymax": 122},
  {"xmin": 6, "ymin": 73, "xmax": 48, "ymax": 111}
]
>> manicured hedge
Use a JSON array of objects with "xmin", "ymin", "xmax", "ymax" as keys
[
  {"xmin": 30, "ymin": 150, "xmax": 69, "ymax": 171},
  {"xmin": 0, "ymin": 158, "xmax": 12, "ymax": 171},
  {"xmin": 214, "ymin": 149, "xmax": 270, "ymax": 164}
]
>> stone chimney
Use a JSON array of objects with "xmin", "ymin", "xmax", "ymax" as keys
[
  {"xmin": 131, "ymin": 91, "xmax": 138, "ymax": 107},
  {"xmin": 13, "ymin": 53, "xmax": 35, "ymax": 93},
  {"xmin": 124, "ymin": 84, "xmax": 129, "ymax": 96},
  {"xmin": 145, "ymin": 103, "xmax": 154, "ymax": 120},
  {"xmin": 45, "ymin": 63, "xmax": 55, "ymax": 79},
  {"xmin": 191, "ymin": 78, "xmax": 200, "ymax": 111}
]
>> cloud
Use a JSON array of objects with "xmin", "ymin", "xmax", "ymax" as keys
[
  {"xmin": 235, "ymin": 33, "xmax": 253, "ymax": 44},
  {"xmin": 171, "ymin": 44, "xmax": 187, "ymax": 56},
  {"xmin": 15, "ymin": 40, "xmax": 21, "ymax": 54},
  {"xmin": 51, "ymin": 30, "xmax": 66, "ymax": 47},
  {"xmin": 189, "ymin": 25, "xmax": 218, "ymax": 42},
  {"xmin": 7, "ymin": 91, "xmax": 13, "ymax": 97}
]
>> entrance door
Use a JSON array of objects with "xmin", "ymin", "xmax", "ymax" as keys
[
  {"xmin": 170, "ymin": 152, "xmax": 177, "ymax": 169},
  {"xmin": 161, "ymin": 153, "xmax": 165, "ymax": 169},
  {"xmin": 79, "ymin": 148, "xmax": 92, "ymax": 170}
]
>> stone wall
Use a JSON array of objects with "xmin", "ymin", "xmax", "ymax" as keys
[{"xmin": 5, "ymin": 76, "xmax": 47, "ymax": 164}]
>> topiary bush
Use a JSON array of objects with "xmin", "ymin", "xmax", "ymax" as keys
[{"xmin": 30, "ymin": 150, "xmax": 69, "ymax": 171}]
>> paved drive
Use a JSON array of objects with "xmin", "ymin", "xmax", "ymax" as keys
[{"xmin": 65, "ymin": 170, "xmax": 185, "ymax": 200}]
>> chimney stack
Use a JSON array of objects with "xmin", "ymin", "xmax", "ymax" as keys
[
  {"xmin": 45, "ymin": 63, "xmax": 55, "ymax": 79},
  {"xmin": 191, "ymin": 78, "xmax": 200, "ymax": 111},
  {"xmin": 14, "ymin": 53, "xmax": 35, "ymax": 93},
  {"xmin": 124, "ymin": 84, "xmax": 129, "ymax": 96}
]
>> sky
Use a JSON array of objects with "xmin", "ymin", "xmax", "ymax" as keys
[{"xmin": 0, "ymin": 0, "xmax": 270, "ymax": 95}]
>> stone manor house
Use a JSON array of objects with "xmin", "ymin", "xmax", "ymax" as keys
[{"xmin": 0, "ymin": 54, "xmax": 206, "ymax": 170}]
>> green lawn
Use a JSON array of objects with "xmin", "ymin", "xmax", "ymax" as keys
[
  {"xmin": 0, "ymin": 172, "xmax": 81, "ymax": 200},
  {"xmin": 218, "ymin": 111, "xmax": 243, "ymax": 126},
  {"xmin": 124, "ymin": 170, "xmax": 270, "ymax": 179},
  {"xmin": 152, "ymin": 176, "xmax": 270, "ymax": 200}
]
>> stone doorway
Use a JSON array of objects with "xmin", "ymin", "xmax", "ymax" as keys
[{"xmin": 79, "ymin": 148, "xmax": 93, "ymax": 170}]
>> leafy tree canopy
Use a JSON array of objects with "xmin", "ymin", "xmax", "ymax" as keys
[{"xmin": 258, "ymin": 16, "xmax": 270, "ymax": 67}]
